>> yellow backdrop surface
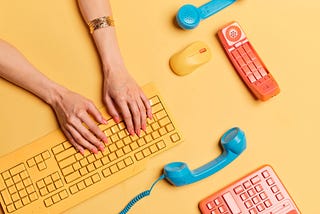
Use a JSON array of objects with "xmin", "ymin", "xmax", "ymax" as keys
[{"xmin": 1, "ymin": 0, "xmax": 319, "ymax": 213}]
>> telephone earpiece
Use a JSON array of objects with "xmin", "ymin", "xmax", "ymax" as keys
[
  {"xmin": 163, "ymin": 127, "xmax": 246, "ymax": 186},
  {"xmin": 176, "ymin": 0, "xmax": 236, "ymax": 30}
]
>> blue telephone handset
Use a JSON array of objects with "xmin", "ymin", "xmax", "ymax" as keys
[
  {"xmin": 176, "ymin": 0, "xmax": 236, "ymax": 30},
  {"xmin": 163, "ymin": 127, "xmax": 246, "ymax": 186},
  {"xmin": 120, "ymin": 127, "xmax": 246, "ymax": 213}
]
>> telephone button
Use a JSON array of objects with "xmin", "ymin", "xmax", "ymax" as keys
[
  {"xmin": 233, "ymin": 185, "xmax": 244, "ymax": 194},
  {"xmin": 250, "ymin": 175, "xmax": 260, "ymax": 185},
  {"xmin": 243, "ymin": 181, "xmax": 251, "ymax": 189},
  {"xmin": 262, "ymin": 170, "xmax": 270, "ymax": 178},
  {"xmin": 214, "ymin": 197, "xmax": 223, "ymax": 206},
  {"xmin": 222, "ymin": 192, "xmax": 241, "ymax": 214}
]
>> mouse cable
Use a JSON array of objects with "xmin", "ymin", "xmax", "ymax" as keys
[{"xmin": 119, "ymin": 174, "xmax": 165, "ymax": 214}]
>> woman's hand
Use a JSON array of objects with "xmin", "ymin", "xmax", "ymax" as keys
[
  {"xmin": 102, "ymin": 64, "xmax": 152, "ymax": 136},
  {"xmin": 50, "ymin": 88, "xmax": 108, "ymax": 155}
]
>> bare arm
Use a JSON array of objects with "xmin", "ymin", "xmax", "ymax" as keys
[
  {"xmin": 0, "ymin": 39, "xmax": 107, "ymax": 154},
  {"xmin": 77, "ymin": 0, "xmax": 152, "ymax": 136}
]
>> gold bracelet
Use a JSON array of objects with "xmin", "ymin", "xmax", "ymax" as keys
[{"xmin": 88, "ymin": 16, "xmax": 115, "ymax": 34}]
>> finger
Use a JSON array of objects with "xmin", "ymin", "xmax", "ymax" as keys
[
  {"xmin": 78, "ymin": 112, "xmax": 108, "ymax": 145},
  {"xmin": 87, "ymin": 102, "xmax": 107, "ymax": 125},
  {"xmin": 117, "ymin": 100, "xmax": 135, "ymax": 135},
  {"xmin": 128, "ymin": 101, "xmax": 141, "ymax": 136},
  {"xmin": 104, "ymin": 96, "xmax": 121, "ymax": 123},
  {"xmin": 136, "ymin": 98, "xmax": 147, "ymax": 131},
  {"xmin": 140, "ymin": 93, "xmax": 153, "ymax": 119},
  {"xmin": 73, "ymin": 116, "xmax": 105, "ymax": 152},
  {"xmin": 68, "ymin": 123, "xmax": 99, "ymax": 154},
  {"xmin": 63, "ymin": 128, "xmax": 85, "ymax": 155}
]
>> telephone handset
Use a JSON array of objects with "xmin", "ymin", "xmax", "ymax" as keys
[
  {"xmin": 163, "ymin": 127, "xmax": 246, "ymax": 186},
  {"xmin": 176, "ymin": 0, "xmax": 236, "ymax": 30},
  {"xmin": 120, "ymin": 127, "xmax": 246, "ymax": 213}
]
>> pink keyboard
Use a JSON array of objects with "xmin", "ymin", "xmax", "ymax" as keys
[{"xmin": 198, "ymin": 165, "xmax": 300, "ymax": 214}]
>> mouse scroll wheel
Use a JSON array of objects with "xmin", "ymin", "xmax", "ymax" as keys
[{"xmin": 199, "ymin": 48, "xmax": 207, "ymax": 53}]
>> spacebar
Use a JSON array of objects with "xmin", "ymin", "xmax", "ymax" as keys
[{"xmin": 222, "ymin": 192, "xmax": 241, "ymax": 214}]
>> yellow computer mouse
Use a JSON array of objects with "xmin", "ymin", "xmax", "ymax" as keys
[{"xmin": 169, "ymin": 41, "xmax": 212, "ymax": 76}]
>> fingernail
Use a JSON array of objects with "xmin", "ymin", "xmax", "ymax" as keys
[
  {"xmin": 136, "ymin": 129, "xmax": 141, "ymax": 137},
  {"xmin": 129, "ymin": 129, "xmax": 135, "ymax": 136},
  {"xmin": 91, "ymin": 148, "xmax": 98, "ymax": 154},
  {"xmin": 102, "ymin": 137, "xmax": 108, "ymax": 144},
  {"xmin": 142, "ymin": 124, "xmax": 146, "ymax": 131},
  {"xmin": 102, "ymin": 118, "xmax": 108, "ymax": 124},
  {"xmin": 98, "ymin": 145, "xmax": 105, "ymax": 152},
  {"xmin": 79, "ymin": 149, "xmax": 84, "ymax": 156},
  {"xmin": 114, "ymin": 116, "xmax": 120, "ymax": 123}
]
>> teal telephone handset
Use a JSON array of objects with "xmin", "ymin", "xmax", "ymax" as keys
[
  {"xmin": 163, "ymin": 127, "xmax": 246, "ymax": 186},
  {"xmin": 120, "ymin": 127, "xmax": 246, "ymax": 214}
]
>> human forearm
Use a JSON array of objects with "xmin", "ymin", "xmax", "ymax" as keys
[
  {"xmin": 0, "ymin": 39, "xmax": 107, "ymax": 154},
  {"xmin": 77, "ymin": 0, "xmax": 152, "ymax": 135},
  {"xmin": 77, "ymin": 0, "xmax": 124, "ymax": 74},
  {"xmin": 0, "ymin": 39, "xmax": 65, "ymax": 105}
]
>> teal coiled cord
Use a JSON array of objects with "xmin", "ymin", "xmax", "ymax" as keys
[{"xmin": 119, "ymin": 174, "xmax": 165, "ymax": 214}]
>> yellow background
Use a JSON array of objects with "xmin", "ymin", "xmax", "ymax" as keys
[{"xmin": 1, "ymin": 0, "xmax": 319, "ymax": 213}]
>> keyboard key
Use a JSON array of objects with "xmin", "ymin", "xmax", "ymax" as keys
[
  {"xmin": 102, "ymin": 168, "xmax": 111, "ymax": 178},
  {"xmin": 69, "ymin": 185, "xmax": 79, "ymax": 195},
  {"xmin": 266, "ymin": 178, "xmax": 275, "ymax": 186},
  {"xmin": 264, "ymin": 199, "xmax": 272, "ymax": 208},
  {"xmin": 21, "ymin": 196, "xmax": 30, "ymax": 205},
  {"xmin": 256, "ymin": 203, "xmax": 265, "ymax": 212},
  {"xmin": 276, "ymin": 193, "xmax": 284, "ymax": 201},
  {"xmin": 1, "ymin": 190, "xmax": 12, "ymax": 205},
  {"xmin": 52, "ymin": 144, "xmax": 64, "ymax": 155},
  {"xmin": 206, "ymin": 202, "xmax": 213, "ymax": 210},
  {"xmin": 249, "ymin": 208, "xmax": 258, "ymax": 214},
  {"xmin": 27, "ymin": 158, "xmax": 36, "ymax": 168},
  {"xmin": 214, "ymin": 198, "xmax": 222, "ymax": 206},
  {"xmin": 247, "ymin": 188, "xmax": 256, "ymax": 197},
  {"xmin": 42, "ymin": 151, "xmax": 51, "ymax": 160},
  {"xmin": 135, "ymin": 152, "xmax": 144, "ymax": 161},
  {"xmin": 5, "ymin": 178, "xmax": 14, "ymax": 187},
  {"xmin": 243, "ymin": 181, "xmax": 251, "ymax": 189},
  {"xmin": 170, "ymin": 133, "xmax": 181, "ymax": 142},
  {"xmin": 34, "ymin": 154, "xmax": 43, "ymax": 163},
  {"xmin": 124, "ymin": 157, "xmax": 133, "ymax": 166},
  {"xmin": 44, "ymin": 198, "xmax": 53, "ymax": 207},
  {"xmin": 244, "ymin": 200, "xmax": 253, "ymax": 208},
  {"xmin": 252, "ymin": 196, "xmax": 260, "ymax": 204},
  {"xmin": 271, "ymin": 185, "xmax": 280, "ymax": 193},
  {"xmin": 10, "ymin": 164, "xmax": 25, "ymax": 175},
  {"xmin": 55, "ymin": 147, "xmax": 77, "ymax": 162},
  {"xmin": 65, "ymin": 171, "xmax": 81, "ymax": 184},
  {"xmin": 250, "ymin": 175, "xmax": 261, "ymax": 185},
  {"xmin": 59, "ymin": 155, "xmax": 76, "ymax": 169},
  {"xmin": 233, "ymin": 185, "xmax": 244, "ymax": 194},
  {"xmin": 222, "ymin": 192, "xmax": 241, "ymax": 214},
  {"xmin": 156, "ymin": 141, "xmax": 166, "ymax": 150}
]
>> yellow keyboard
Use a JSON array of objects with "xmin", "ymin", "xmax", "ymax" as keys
[{"xmin": 0, "ymin": 83, "xmax": 182, "ymax": 214}]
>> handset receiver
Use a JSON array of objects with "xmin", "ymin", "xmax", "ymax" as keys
[
  {"xmin": 176, "ymin": 0, "xmax": 236, "ymax": 30},
  {"xmin": 164, "ymin": 127, "xmax": 246, "ymax": 186}
]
